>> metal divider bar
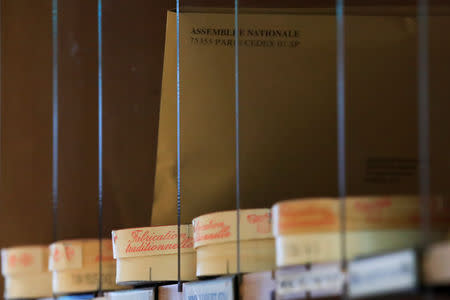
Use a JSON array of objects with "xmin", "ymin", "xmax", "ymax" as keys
[{"xmin": 98, "ymin": 0, "xmax": 104, "ymax": 295}]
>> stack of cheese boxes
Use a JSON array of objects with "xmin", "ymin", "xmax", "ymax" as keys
[
  {"xmin": 48, "ymin": 239, "xmax": 122, "ymax": 295},
  {"xmin": 1, "ymin": 246, "xmax": 52, "ymax": 299},
  {"xmin": 109, "ymin": 195, "xmax": 449, "ymax": 296},
  {"xmin": 272, "ymin": 196, "xmax": 449, "ymax": 290},
  {"xmin": 111, "ymin": 208, "xmax": 275, "ymax": 286},
  {"xmin": 1, "ymin": 239, "xmax": 123, "ymax": 299},
  {"xmin": 273, "ymin": 196, "xmax": 440, "ymax": 266},
  {"xmin": 2, "ymin": 196, "xmax": 448, "ymax": 299}
]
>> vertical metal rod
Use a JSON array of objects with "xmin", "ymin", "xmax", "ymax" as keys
[
  {"xmin": 336, "ymin": 0, "xmax": 347, "ymax": 298},
  {"xmin": 234, "ymin": 0, "xmax": 241, "ymax": 277},
  {"xmin": 52, "ymin": 0, "xmax": 59, "ymax": 247},
  {"xmin": 418, "ymin": 0, "xmax": 431, "ymax": 248},
  {"xmin": 418, "ymin": 1, "xmax": 432, "ymax": 299},
  {"xmin": 51, "ymin": 1, "xmax": 59, "ymax": 299},
  {"xmin": 0, "ymin": 0, "xmax": 3, "ymax": 213},
  {"xmin": 176, "ymin": 0, "xmax": 182, "ymax": 292},
  {"xmin": 97, "ymin": 0, "xmax": 103, "ymax": 295}
]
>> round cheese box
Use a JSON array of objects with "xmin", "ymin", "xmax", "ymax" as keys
[
  {"xmin": 272, "ymin": 196, "xmax": 447, "ymax": 267},
  {"xmin": 1, "ymin": 245, "xmax": 52, "ymax": 299},
  {"xmin": 193, "ymin": 209, "xmax": 275, "ymax": 276},
  {"xmin": 112, "ymin": 225, "xmax": 196, "ymax": 284},
  {"xmin": 272, "ymin": 195, "xmax": 449, "ymax": 235},
  {"xmin": 49, "ymin": 239, "xmax": 123, "ymax": 294}
]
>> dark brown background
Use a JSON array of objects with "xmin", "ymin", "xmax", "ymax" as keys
[{"xmin": 0, "ymin": 0, "xmax": 447, "ymax": 297}]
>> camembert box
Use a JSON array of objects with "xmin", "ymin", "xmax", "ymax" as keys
[
  {"xmin": 273, "ymin": 196, "xmax": 449, "ymax": 234},
  {"xmin": 49, "ymin": 239, "xmax": 122, "ymax": 294},
  {"xmin": 1, "ymin": 245, "xmax": 52, "ymax": 299},
  {"xmin": 272, "ymin": 196, "xmax": 447, "ymax": 266},
  {"xmin": 193, "ymin": 209, "xmax": 275, "ymax": 276},
  {"xmin": 112, "ymin": 225, "xmax": 196, "ymax": 284}
]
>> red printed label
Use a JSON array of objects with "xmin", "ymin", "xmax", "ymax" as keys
[
  {"xmin": 353, "ymin": 197, "xmax": 392, "ymax": 212},
  {"xmin": 52, "ymin": 245, "xmax": 76, "ymax": 263},
  {"xmin": 18, "ymin": 252, "xmax": 34, "ymax": 267},
  {"xmin": 247, "ymin": 213, "xmax": 271, "ymax": 234},
  {"xmin": 192, "ymin": 209, "xmax": 273, "ymax": 248},
  {"xmin": 274, "ymin": 196, "xmax": 432, "ymax": 234},
  {"xmin": 278, "ymin": 205, "xmax": 338, "ymax": 231},
  {"xmin": 125, "ymin": 230, "xmax": 193, "ymax": 253},
  {"xmin": 193, "ymin": 220, "xmax": 231, "ymax": 242},
  {"xmin": 49, "ymin": 243, "xmax": 83, "ymax": 271},
  {"xmin": 113, "ymin": 225, "xmax": 194, "ymax": 259},
  {"xmin": 1, "ymin": 247, "xmax": 45, "ymax": 275}
]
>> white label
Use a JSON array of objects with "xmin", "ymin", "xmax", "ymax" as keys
[
  {"xmin": 276, "ymin": 263, "xmax": 344, "ymax": 298},
  {"xmin": 106, "ymin": 289, "xmax": 155, "ymax": 300},
  {"xmin": 49, "ymin": 243, "xmax": 83, "ymax": 271},
  {"xmin": 349, "ymin": 249, "xmax": 417, "ymax": 298},
  {"xmin": 183, "ymin": 277, "xmax": 235, "ymax": 300}
]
